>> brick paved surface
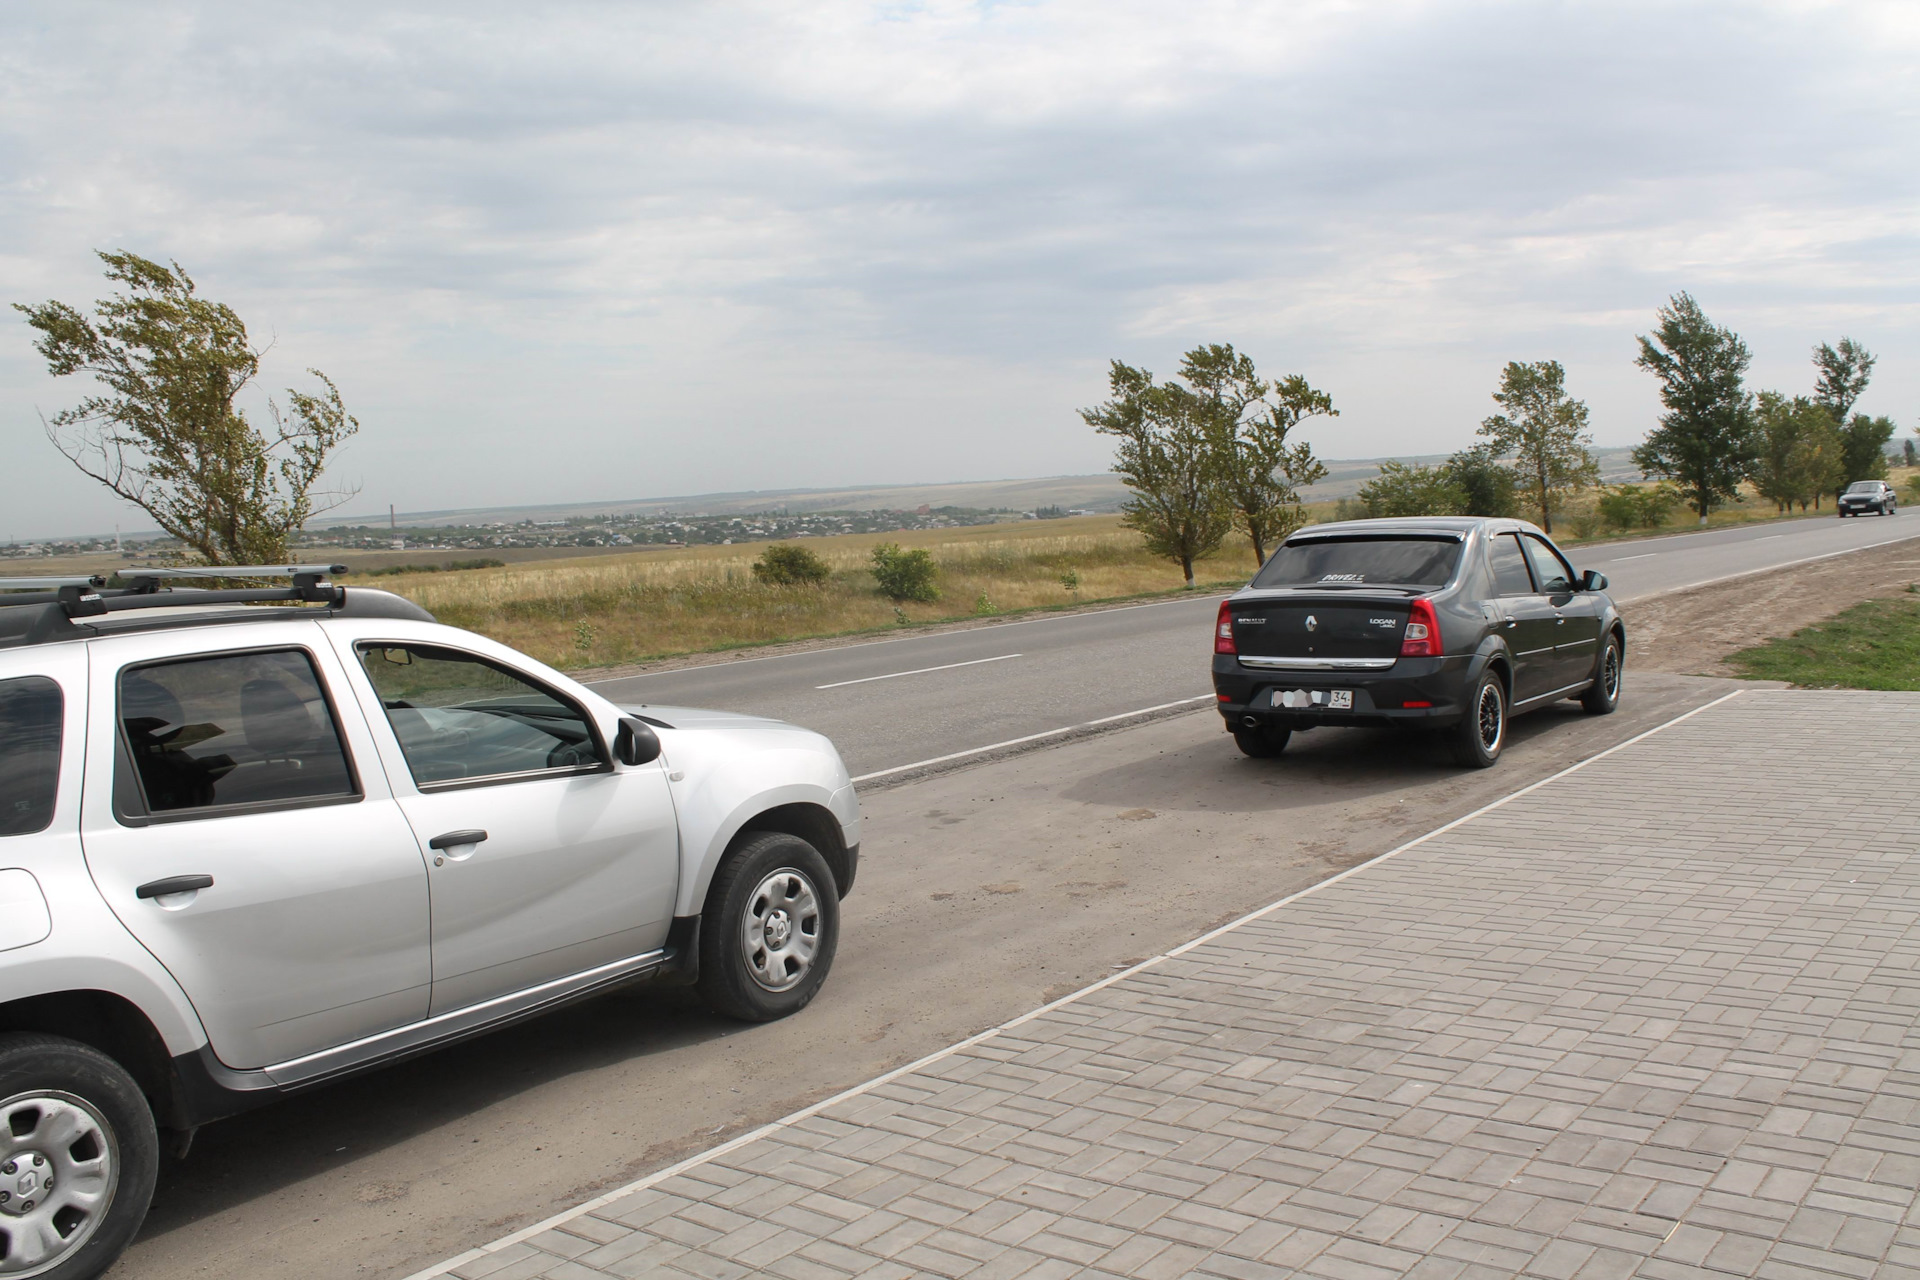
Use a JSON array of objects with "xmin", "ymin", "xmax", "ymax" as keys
[{"xmin": 418, "ymin": 690, "xmax": 1920, "ymax": 1279}]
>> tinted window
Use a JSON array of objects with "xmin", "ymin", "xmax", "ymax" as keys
[
  {"xmin": 121, "ymin": 650, "xmax": 357, "ymax": 814},
  {"xmin": 1847, "ymin": 481, "xmax": 1881, "ymax": 493},
  {"xmin": 1520, "ymin": 535, "xmax": 1574, "ymax": 594},
  {"xmin": 0, "ymin": 677, "xmax": 63, "ymax": 836},
  {"xmin": 357, "ymin": 645, "xmax": 603, "ymax": 786},
  {"xmin": 1253, "ymin": 537, "xmax": 1462, "ymax": 589},
  {"xmin": 1488, "ymin": 533, "xmax": 1535, "ymax": 595}
]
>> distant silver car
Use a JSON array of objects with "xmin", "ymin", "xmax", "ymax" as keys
[
  {"xmin": 0, "ymin": 567, "xmax": 859, "ymax": 1279},
  {"xmin": 1839, "ymin": 479, "xmax": 1898, "ymax": 516}
]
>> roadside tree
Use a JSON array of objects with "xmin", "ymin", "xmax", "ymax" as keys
[
  {"xmin": 1840, "ymin": 414, "xmax": 1896, "ymax": 486},
  {"xmin": 14, "ymin": 251, "xmax": 359, "ymax": 565},
  {"xmin": 1631, "ymin": 292, "xmax": 1758, "ymax": 525},
  {"xmin": 1812, "ymin": 337, "xmax": 1875, "ymax": 427},
  {"xmin": 1083, "ymin": 359, "xmax": 1232, "ymax": 586},
  {"xmin": 1441, "ymin": 443, "xmax": 1519, "ymax": 518},
  {"xmin": 1477, "ymin": 359, "xmax": 1599, "ymax": 534},
  {"xmin": 1178, "ymin": 344, "xmax": 1334, "ymax": 565},
  {"xmin": 1752, "ymin": 393, "xmax": 1844, "ymax": 512},
  {"xmin": 1357, "ymin": 461, "xmax": 1466, "ymax": 517}
]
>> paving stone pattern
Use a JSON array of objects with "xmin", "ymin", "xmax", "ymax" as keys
[{"xmin": 439, "ymin": 691, "xmax": 1920, "ymax": 1279}]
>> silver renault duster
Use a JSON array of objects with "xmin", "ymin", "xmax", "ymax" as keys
[{"xmin": 0, "ymin": 566, "xmax": 861, "ymax": 1279}]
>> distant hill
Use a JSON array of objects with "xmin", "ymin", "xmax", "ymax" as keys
[{"xmin": 311, "ymin": 447, "xmax": 1649, "ymax": 529}]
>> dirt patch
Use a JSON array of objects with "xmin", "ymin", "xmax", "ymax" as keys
[{"xmin": 1630, "ymin": 535, "xmax": 1920, "ymax": 676}]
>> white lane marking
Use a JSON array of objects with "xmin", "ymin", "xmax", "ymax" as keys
[
  {"xmin": 399, "ymin": 687, "xmax": 1749, "ymax": 1280},
  {"xmin": 1605, "ymin": 553, "xmax": 1657, "ymax": 562},
  {"xmin": 1618, "ymin": 534, "xmax": 1920, "ymax": 604},
  {"xmin": 850, "ymin": 694, "xmax": 1215, "ymax": 783},
  {"xmin": 815, "ymin": 653, "xmax": 1023, "ymax": 689},
  {"xmin": 587, "ymin": 592, "xmax": 1230, "ymax": 685},
  {"xmin": 1755, "ymin": 534, "xmax": 1783, "ymax": 541}
]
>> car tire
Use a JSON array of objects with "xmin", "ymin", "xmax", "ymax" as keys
[
  {"xmin": 697, "ymin": 832, "xmax": 839, "ymax": 1023},
  {"xmin": 0, "ymin": 1033, "xmax": 157, "ymax": 1280},
  {"xmin": 1232, "ymin": 726, "xmax": 1291, "ymax": 758},
  {"xmin": 1580, "ymin": 633, "xmax": 1623, "ymax": 715},
  {"xmin": 1449, "ymin": 671, "xmax": 1506, "ymax": 768}
]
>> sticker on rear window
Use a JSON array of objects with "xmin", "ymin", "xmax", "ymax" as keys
[{"xmin": 1320, "ymin": 573, "xmax": 1364, "ymax": 582}]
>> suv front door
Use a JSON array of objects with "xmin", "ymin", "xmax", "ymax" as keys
[
  {"xmin": 346, "ymin": 641, "xmax": 680, "ymax": 1015},
  {"xmin": 79, "ymin": 633, "xmax": 432, "ymax": 1071}
]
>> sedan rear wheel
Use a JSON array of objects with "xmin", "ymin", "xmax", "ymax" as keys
[{"xmin": 1449, "ymin": 672, "xmax": 1506, "ymax": 768}]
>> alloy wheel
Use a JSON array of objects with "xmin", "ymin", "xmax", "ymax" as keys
[
  {"xmin": 1476, "ymin": 680, "xmax": 1504, "ymax": 753},
  {"xmin": 0, "ymin": 1091, "xmax": 118, "ymax": 1277}
]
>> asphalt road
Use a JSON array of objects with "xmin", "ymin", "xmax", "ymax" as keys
[
  {"xmin": 592, "ymin": 512, "xmax": 1917, "ymax": 777},
  {"xmin": 114, "ymin": 672, "xmax": 1752, "ymax": 1280}
]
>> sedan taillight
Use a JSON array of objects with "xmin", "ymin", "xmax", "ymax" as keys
[
  {"xmin": 1215, "ymin": 600, "xmax": 1237, "ymax": 655},
  {"xmin": 1400, "ymin": 598, "xmax": 1441, "ymax": 657}
]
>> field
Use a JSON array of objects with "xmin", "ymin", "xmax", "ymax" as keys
[
  {"xmin": 1725, "ymin": 590, "xmax": 1920, "ymax": 690},
  {"xmin": 382, "ymin": 516, "xmax": 1261, "ymax": 670}
]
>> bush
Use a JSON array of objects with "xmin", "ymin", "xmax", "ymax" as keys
[
  {"xmin": 751, "ymin": 542, "xmax": 831, "ymax": 586},
  {"xmin": 1357, "ymin": 461, "xmax": 1466, "ymax": 517},
  {"xmin": 870, "ymin": 542, "xmax": 938, "ymax": 602},
  {"xmin": 1597, "ymin": 484, "xmax": 1678, "ymax": 531}
]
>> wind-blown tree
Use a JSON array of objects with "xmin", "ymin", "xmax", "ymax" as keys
[
  {"xmin": 1840, "ymin": 414, "xmax": 1896, "ymax": 486},
  {"xmin": 1813, "ymin": 338, "xmax": 1875, "ymax": 427},
  {"xmin": 1632, "ymin": 292, "xmax": 1758, "ymax": 525},
  {"xmin": 1477, "ymin": 359, "xmax": 1599, "ymax": 533},
  {"xmin": 1082, "ymin": 360, "xmax": 1230, "ymax": 586},
  {"xmin": 1753, "ymin": 392, "xmax": 1844, "ymax": 512},
  {"xmin": 1442, "ymin": 444, "xmax": 1519, "ymax": 518},
  {"xmin": 15, "ymin": 251, "xmax": 359, "ymax": 565},
  {"xmin": 1179, "ymin": 343, "xmax": 1333, "ymax": 564}
]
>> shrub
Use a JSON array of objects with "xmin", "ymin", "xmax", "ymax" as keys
[
  {"xmin": 870, "ymin": 543, "xmax": 938, "ymax": 602},
  {"xmin": 1357, "ymin": 461, "xmax": 1466, "ymax": 517},
  {"xmin": 751, "ymin": 543, "xmax": 831, "ymax": 586},
  {"xmin": 1597, "ymin": 484, "xmax": 1679, "ymax": 531}
]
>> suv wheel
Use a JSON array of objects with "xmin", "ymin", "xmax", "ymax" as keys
[
  {"xmin": 1580, "ymin": 634, "xmax": 1623, "ymax": 715},
  {"xmin": 1232, "ymin": 726, "xmax": 1291, "ymax": 758},
  {"xmin": 698, "ymin": 832, "xmax": 839, "ymax": 1023},
  {"xmin": 1449, "ymin": 672, "xmax": 1506, "ymax": 768},
  {"xmin": 0, "ymin": 1035, "xmax": 156, "ymax": 1280}
]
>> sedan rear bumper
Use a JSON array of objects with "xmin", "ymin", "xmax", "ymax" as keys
[{"xmin": 1213, "ymin": 654, "xmax": 1476, "ymax": 730}]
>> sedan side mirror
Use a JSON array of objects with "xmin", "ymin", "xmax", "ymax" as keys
[
  {"xmin": 614, "ymin": 717, "xmax": 662, "ymax": 766},
  {"xmin": 1580, "ymin": 569, "xmax": 1608, "ymax": 592}
]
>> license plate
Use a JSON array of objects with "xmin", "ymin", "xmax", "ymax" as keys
[{"xmin": 1272, "ymin": 689, "xmax": 1354, "ymax": 710}]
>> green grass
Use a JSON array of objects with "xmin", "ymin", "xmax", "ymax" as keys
[{"xmin": 1726, "ymin": 590, "xmax": 1920, "ymax": 690}]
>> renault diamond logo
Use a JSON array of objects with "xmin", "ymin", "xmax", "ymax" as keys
[{"xmin": 1304, "ymin": 615, "xmax": 1317, "ymax": 632}]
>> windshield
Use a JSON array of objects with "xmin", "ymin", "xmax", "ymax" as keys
[
  {"xmin": 1252, "ymin": 536, "xmax": 1462, "ymax": 589},
  {"xmin": 1847, "ymin": 481, "xmax": 1882, "ymax": 493}
]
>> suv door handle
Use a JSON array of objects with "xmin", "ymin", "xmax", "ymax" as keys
[
  {"xmin": 137, "ymin": 874, "xmax": 213, "ymax": 899},
  {"xmin": 429, "ymin": 830, "xmax": 488, "ymax": 850}
]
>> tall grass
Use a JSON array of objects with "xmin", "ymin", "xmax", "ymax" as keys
[{"xmin": 386, "ymin": 517, "xmax": 1259, "ymax": 669}]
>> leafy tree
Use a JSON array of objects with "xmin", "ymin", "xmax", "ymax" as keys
[
  {"xmin": 1082, "ymin": 360, "xmax": 1231, "ymax": 586},
  {"xmin": 752, "ymin": 542, "xmax": 831, "ymax": 586},
  {"xmin": 869, "ymin": 543, "xmax": 937, "ymax": 602},
  {"xmin": 1813, "ymin": 337, "xmax": 1875, "ymax": 426},
  {"xmin": 1840, "ymin": 414, "xmax": 1895, "ymax": 487},
  {"xmin": 1177, "ymin": 344, "xmax": 1333, "ymax": 564},
  {"xmin": 1357, "ymin": 461, "xmax": 1466, "ymax": 517},
  {"xmin": 1632, "ymin": 292, "xmax": 1758, "ymax": 525},
  {"xmin": 1597, "ymin": 483, "xmax": 1680, "ymax": 530},
  {"xmin": 15, "ymin": 251, "xmax": 359, "ymax": 565},
  {"xmin": 1477, "ymin": 360, "xmax": 1599, "ymax": 533},
  {"xmin": 1752, "ymin": 393, "xmax": 1844, "ymax": 512},
  {"xmin": 1904, "ymin": 437, "xmax": 1916, "ymax": 468},
  {"xmin": 1441, "ymin": 443, "xmax": 1519, "ymax": 518}
]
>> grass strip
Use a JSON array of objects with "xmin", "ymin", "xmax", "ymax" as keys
[{"xmin": 1726, "ymin": 589, "xmax": 1920, "ymax": 690}]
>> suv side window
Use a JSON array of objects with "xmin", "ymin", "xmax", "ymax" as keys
[
  {"xmin": 0, "ymin": 677, "xmax": 63, "ymax": 837},
  {"xmin": 356, "ymin": 644, "xmax": 605, "ymax": 787},
  {"xmin": 1520, "ymin": 534, "xmax": 1575, "ymax": 594},
  {"xmin": 1489, "ymin": 533, "xmax": 1535, "ymax": 596},
  {"xmin": 119, "ymin": 649, "xmax": 359, "ymax": 817}
]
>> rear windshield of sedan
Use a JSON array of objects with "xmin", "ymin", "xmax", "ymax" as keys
[{"xmin": 1252, "ymin": 536, "xmax": 1462, "ymax": 589}]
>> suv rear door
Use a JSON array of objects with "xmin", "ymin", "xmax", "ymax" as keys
[{"xmin": 79, "ymin": 628, "xmax": 432, "ymax": 1071}]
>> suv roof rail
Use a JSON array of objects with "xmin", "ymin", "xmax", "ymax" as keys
[
  {"xmin": 117, "ymin": 564, "xmax": 348, "ymax": 579},
  {"xmin": 0, "ymin": 576, "xmax": 108, "ymax": 591}
]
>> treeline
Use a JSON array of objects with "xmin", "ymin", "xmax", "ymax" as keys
[{"xmin": 1089, "ymin": 294, "xmax": 1903, "ymax": 578}]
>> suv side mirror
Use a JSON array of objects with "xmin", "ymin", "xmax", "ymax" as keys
[
  {"xmin": 1580, "ymin": 569, "xmax": 1608, "ymax": 592},
  {"xmin": 614, "ymin": 717, "xmax": 662, "ymax": 766}
]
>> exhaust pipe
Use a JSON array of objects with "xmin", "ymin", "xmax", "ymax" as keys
[{"xmin": 1241, "ymin": 715, "xmax": 1262, "ymax": 729}]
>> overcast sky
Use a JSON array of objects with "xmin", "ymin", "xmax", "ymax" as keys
[{"xmin": 3, "ymin": 1, "xmax": 1916, "ymax": 538}]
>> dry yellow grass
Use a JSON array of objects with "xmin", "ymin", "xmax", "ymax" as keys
[{"xmin": 383, "ymin": 516, "xmax": 1266, "ymax": 669}]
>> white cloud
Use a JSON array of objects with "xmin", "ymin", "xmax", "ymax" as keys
[{"xmin": 2, "ymin": 0, "xmax": 1916, "ymax": 535}]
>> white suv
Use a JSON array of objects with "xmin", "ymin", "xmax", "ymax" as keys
[{"xmin": 0, "ymin": 566, "xmax": 860, "ymax": 1279}]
